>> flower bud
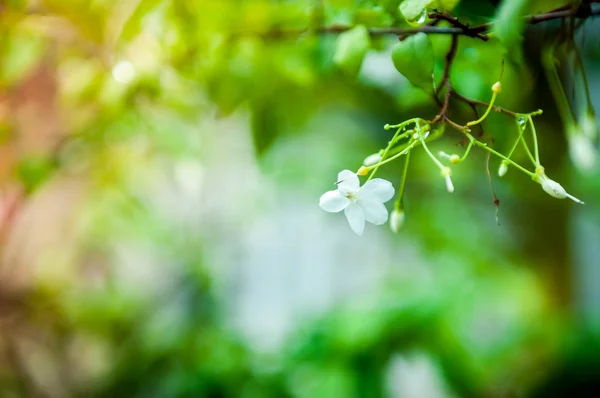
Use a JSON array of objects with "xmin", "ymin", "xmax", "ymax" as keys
[
  {"xmin": 357, "ymin": 166, "xmax": 369, "ymax": 176},
  {"xmin": 538, "ymin": 173, "xmax": 584, "ymax": 204},
  {"xmin": 439, "ymin": 151, "xmax": 461, "ymax": 164},
  {"xmin": 440, "ymin": 167, "xmax": 454, "ymax": 193},
  {"xmin": 498, "ymin": 160, "xmax": 509, "ymax": 177},
  {"xmin": 492, "ymin": 81, "xmax": 502, "ymax": 93},
  {"xmin": 390, "ymin": 208, "xmax": 405, "ymax": 233},
  {"xmin": 384, "ymin": 124, "xmax": 392, "ymax": 130},
  {"xmin": 363, "ymin": 153, "xmax": 382, "ymax": 167}
]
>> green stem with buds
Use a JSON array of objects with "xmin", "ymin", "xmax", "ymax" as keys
[{"xmin": 466, "ymin": 133, "xmax": 536, "ymax": 177}]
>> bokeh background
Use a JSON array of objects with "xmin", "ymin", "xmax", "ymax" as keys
[{"xmin": 0, "ymin": 0, "xmax": 600, "ymax": 397}]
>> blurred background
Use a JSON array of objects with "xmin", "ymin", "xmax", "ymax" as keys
[{"xmin": 0, "ymin": 0, "xmax": 600, "ymax": 397}]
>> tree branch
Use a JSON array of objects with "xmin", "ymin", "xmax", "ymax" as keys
[{"xmin": 244, "ymin": 2, "xmax": 600, "ymax": 41}]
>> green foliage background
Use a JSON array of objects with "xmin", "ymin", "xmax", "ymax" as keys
[{"xmin": 0, "ymin": 0, "xmax": 599, "ymax": 397}]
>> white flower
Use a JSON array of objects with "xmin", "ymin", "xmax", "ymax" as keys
[
  {"xmin": 538, "ymin": 174, "xmax": 584, "ymax": 204},
  {"xmin": 390, "ymin": 208, "xmax": 405, "ymax": 233},
  {"xmin": 319, "ymin": 170, "xmax": 395, "ymax": 236}
]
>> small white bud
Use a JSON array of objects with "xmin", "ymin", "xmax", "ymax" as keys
[
  {"xmin": 363, "ymin": 153, "xmax": 382, "ymax": 167},
  {"xmin": 390, "ymin": 208, "xmax": 405, "ymax": 233},
  {"xmin": 539, "ymin": 174, "xmax": 584, "ymax": 204},
  {"xmin": 492, "ymin": 81, "xmax": 502, "ymax": 93},
  {"xmin": 498, "ymin": 160, "xmax": 509, "ymax": 177},
  {"xmin": 440, "ymin": 167, "xmax": 454, "ymax": 193}
]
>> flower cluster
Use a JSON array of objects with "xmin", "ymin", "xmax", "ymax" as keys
[{"xmin": 319, "ymin": 82, "xmax": 588, "ymax": 236}]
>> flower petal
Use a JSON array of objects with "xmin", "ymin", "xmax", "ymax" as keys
[
  {"xmin": 344, "ymin": 203, "xmax": 365, "ymax": 236},
  {"xmin": 319, "ymin": 190, "xmax": 350, "ymax": 212},
  {"xmin": 360, "ymin": 200, "xmax": 388, "ymax": 225},
  {"xmin": 360, "ymin": 178, "xmax": 394, "ymax": 203},
  {"xmin": 337, "ymin": 170, "xmax": 359, "ymax": 195}
]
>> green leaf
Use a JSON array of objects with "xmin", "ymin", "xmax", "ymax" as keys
[
  {"xmin": 119, "ymin": 0, "xmax": 165, "ymax": 42},
  {"xmin": 391, "ymin": 33, "xmax": 435, "ymax": 92},
  {"xmin": 333, "ymin": 25, "xmax": 371, "ymax": 76},
  {"xmin": 399, "ymin": 0, "xmax": 461, "ymax": 23},
  {"xmin": 16, "ymin": 155, "xmax": 55, "ymax": 193},
  {"xmin": 491, "ymin": 0, "xmax": 529, "ymax": 63}
]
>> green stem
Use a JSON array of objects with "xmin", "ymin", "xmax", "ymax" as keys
[
  {"xmin": 572, "ymin": 44, "xmax": 594, "ymax": 114},
  {"xmin": 368, "ymin": 118, "xmax": 426, "ymax": 181},
  {"xmin": 467, "ymin": 134, "xmax": 535, "ymax": 177},
  {"xmin": 397, "ymin": 150, "xmax": 411, "ymax": 207},
  {"xmin": 543, "ymin": 45, "xmax": 577, "ymax": 125},
  {"xmin": 466, "ymin": 91, "xmax": 498, "ymax": 127},
  {"xmin": 420, "ymin": 134, "xmax": 445, "ymax": 170},
  {"xmin": 366, "ymin": 141, "xmax": 417, "ymax": 172},
  {"xmin": 528, "ymin": 115, "xmax": 540, "ymax": 166},
  {"xmin": 367, "ymin": 127, "xmax": 403, "ymax": 181},
  {"xmin": 460, "ymin": 140, "xmax": 475, "ymax": 162},
  {"xmin": 512, "ymin": 117, "xmax": 537, "ymax": 165}
]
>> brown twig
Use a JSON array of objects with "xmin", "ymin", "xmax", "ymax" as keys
[
  {"xmin": 241, "ymin": 2, "xmax": 600, "ymax": 41},
  {"xmin": 450, "ymin": 91, "xmax": 521, "ymax": 117},
  {"xmin": 470, "ymin": 3, "xmax": 600, "ymax": 34},
  {"xmin": 432, "ymin": 35, "xmax": 459, "ymax": 123},
  {"xmin": 428, "ymin": 11, "xmax": 489, "ymax": 41}
]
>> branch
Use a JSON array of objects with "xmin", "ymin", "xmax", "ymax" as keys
[
  {"xmin": 243, "ymin": 2, "xmax": 600, "ymax": 41},
  {"xmin": 450, "ymin": 91, "xmax": 520, "ymax": 117},
  {"xmin": 427, "ymin": 11, "xmax": 489, "ymax": 41},
  {"xmin": 432, "ymin": 35, "xmax": 458, "ymax": 123}
]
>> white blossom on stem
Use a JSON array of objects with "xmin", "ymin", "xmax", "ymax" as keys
[{"xmin": 319, "ymin": 170, "xmax": 395, "ymax": 236}]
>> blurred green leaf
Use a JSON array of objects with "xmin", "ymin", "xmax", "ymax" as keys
[
  {"xmin": 392, "ymin": 32, "xmax": 435, "ymax": 92},
  {"xmin": 491, "ymin": 0, "xmax": 529, "ymax": 63},
  {"xmin": 16, "ymin": 155, "xmax": 55, "ymax": 192},
  {"xmin": 119, "ymin": 0, "xmax": 166, "ymax": 42},
  {"xmin": 0, "ymin": 32, "xmax": 47, "ymax": 86},
  {"xmin": 333, "ymin": 25, "xmax": 371, "ymax": 76}
]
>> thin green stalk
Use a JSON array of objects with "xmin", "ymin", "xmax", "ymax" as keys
[
  {"xmin": 368, "ymin": 118, "xmax": 427, "ymax": 181},
  {"xmin": 397, "ymin": 150, "xmax": 411, "ymax": 205},
  {"xmin": 572, "ymin": 45, "xmax": 594, "ymax": 114},
  {"xmin": 420, "ymin": 134, "xmax": 445, "ymax": 170},
  {"xmin": 469, "ymin": 136, "xmax": 535, "ymax": 177},
  {"xmin": 528, "ymin": 115, "xmax": 540, "ymax": 166},
  {"xmin": 460, "ymin": 140, "xmax": 475, "ymax": 162},
  {"xmin": 367, "ymin": 127, "xmax": 404, "ymax": 181},
  {"xmin": 512, "ymin": 117, "xmax": 537, "ymax": 165},
  {"xmin": 366, "ymin": 141, "xmax": 417, "ymax": 172},
  {"xmin": 466, "ymin": 91, "xmax": 498, "ymax": 127},
  {"xmin": 543, "ymin": 45, "xmax": 577, "ymax": 125}
]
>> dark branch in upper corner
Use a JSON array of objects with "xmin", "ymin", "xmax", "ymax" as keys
[{"xmin": 246, "ymin": 1, "xmax": 600, "ymax": 42}]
